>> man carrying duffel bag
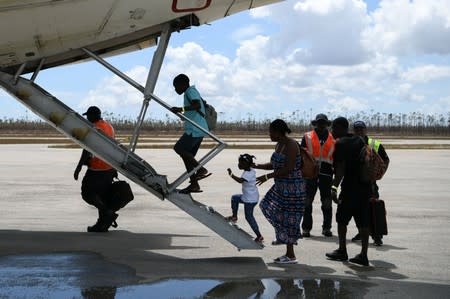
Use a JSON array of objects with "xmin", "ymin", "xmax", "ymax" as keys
[
  {"xmin": 74, "ymin": 106, "xmax": 134, "ymax": 233},
  {"xmin": 351, "ymin": 120, "xmax": 390, "ymax": 246}
]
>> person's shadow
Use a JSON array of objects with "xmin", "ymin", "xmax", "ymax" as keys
[
  {"xmin": 303, "ymin": 234, "xmax": 340, "ymax": 244},
  {"xmin": 344, "ymin": 260, "xmax": 408, "ymax": 281},
  {"xmin": 372, "ymin": 244, "xmax": 408, "ymax": 252}
]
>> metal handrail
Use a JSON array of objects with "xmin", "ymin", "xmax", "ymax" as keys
[{"xmin": 81, "ymin": 47, "xmax": 226, "ymax": 191}]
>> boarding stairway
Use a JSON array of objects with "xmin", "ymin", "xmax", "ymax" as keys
[{"xmin": 0, "ymin": 71, "xmax": 263, "ymax": 250}]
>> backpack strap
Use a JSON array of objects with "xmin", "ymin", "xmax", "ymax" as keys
[{"xmin": 186, "ymin": 96, "xmax": 205, "ymax": 118}]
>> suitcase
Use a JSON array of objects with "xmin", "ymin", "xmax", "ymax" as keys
[{"xmin": 369, "ymin": 198, "xmax": 388, "ymax": 236}]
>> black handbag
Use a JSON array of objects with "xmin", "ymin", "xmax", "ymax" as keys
[{"xmin": 107, "ymin": 179, "xmax": 134, "ymax": 211}]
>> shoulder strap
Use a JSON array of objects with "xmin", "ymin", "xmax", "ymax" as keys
[{"xmin": 186, "ymin": 96, "xmax": 205, "ymax": 118}]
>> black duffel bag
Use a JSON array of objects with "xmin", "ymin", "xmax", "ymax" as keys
[{"xmin": 106, "ymin": 179, "xmax": 134, "ymax": 212}]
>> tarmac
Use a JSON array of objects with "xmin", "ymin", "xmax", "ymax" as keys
[{"xmin": 0, "ymin": 144, "xmax": 449, "ymax": 298}]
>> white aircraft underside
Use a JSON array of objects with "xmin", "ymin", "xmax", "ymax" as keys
[{"xmin": 0, "ymin": 0, "xmax": 280, "ymax": 74}]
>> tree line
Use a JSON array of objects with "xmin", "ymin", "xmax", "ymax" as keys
[{"xmin": 1, "ymin": 111, "xmax": 449, "ymax": 136}]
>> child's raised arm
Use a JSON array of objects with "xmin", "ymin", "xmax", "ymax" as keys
[{"xmin": 227, "ymin": 168, "xmax": 247, "ymax": 184}]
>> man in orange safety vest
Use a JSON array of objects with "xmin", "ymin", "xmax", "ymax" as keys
[
  {"xmin": 73, "ymin": 106, "xmax": 118, "ymax": 233},
  {"xmin": 300, "ymin": 114, "xmax": 336, "ymax": 237}
]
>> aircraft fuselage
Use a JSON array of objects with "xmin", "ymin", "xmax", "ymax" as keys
[{"xmin": 0, "ymin": 0, "xmax": 280, "ymax": 74}]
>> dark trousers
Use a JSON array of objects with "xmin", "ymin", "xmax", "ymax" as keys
[
  {"xmin": 301, "ymin": 174, "xmax": 333, "ymax": 231},
  {"xmin": 81, "ymin": 169, "xmax": 117, "ymax": 227},
  {"xmin": 174, "ymin": 133, "xmax": 203, "ymax": 182},
  {"xmin": 231, "ymin": 195, "xmax": 261, "ymax": 237},
  {"xmin": 81, "ymin": 169, "xmax": 115, "ymax": 210}
]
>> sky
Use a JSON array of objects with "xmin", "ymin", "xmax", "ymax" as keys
[{"xmin": 1, "ymin": 0, "xmax": 450, "ymax": 122}]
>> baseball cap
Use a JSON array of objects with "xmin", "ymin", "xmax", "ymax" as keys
[
  {"xmin": 353, "ymin": 120, "xmax": 367, "ymax": 129},
  {"xmin": 82, "ymin": 106, "xmax": 101, "ymax": 116}
]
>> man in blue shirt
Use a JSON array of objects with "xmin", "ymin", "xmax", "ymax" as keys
[{"xmin": 171, "ymin": 74, "xmax": 210, "ymax": 193}]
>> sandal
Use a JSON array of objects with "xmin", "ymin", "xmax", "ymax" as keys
[
  {"xmin": 271, "ymin": 239, "xmax": 284, "ymax": 246},
  {"xmin": 254, "ymin": 236, "xmax": 264, "ymax": 243},
  {"xmin": 274, "ymin": 255, "xmax": 298, "ymax": 264},
  {"xmin": 195, "ymin": 172, "xmax": 212, "ymax": 181},
  {"xmin": 179, "ymin": 184, "xmax": 203, "ymax": 194},
  {"xmin": 271, "ymin": 239, "xmax": 298, "ymax": 246},
  {"xmin": 225, "ymin": 216, "xmax": 238, "ymax": 222}
]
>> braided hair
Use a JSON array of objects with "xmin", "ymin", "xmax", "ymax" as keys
[{"xmin": 239, "ymin": 153, "xmax": 256, "ymax": 165}]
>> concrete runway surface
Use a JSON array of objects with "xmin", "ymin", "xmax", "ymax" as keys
[{"xmin": 0, "ymin": 144, "xmax": 449, "ymax": 298}]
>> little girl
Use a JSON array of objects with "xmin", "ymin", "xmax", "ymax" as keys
[{"xmin": 227, "ymin": 154, "xmax": 263, "ymax": 243}]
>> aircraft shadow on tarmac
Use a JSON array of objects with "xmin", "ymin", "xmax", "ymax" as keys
[
  {"xmin": 0, "ymin": 229, "xmax": 342, "ymax": 281},
  {"xmin": 0, "ymin": 229, "xmax": 207, "ymax": 253},
  {"xmin": 0, "ymin": 230, "xmax": 419, "ymax": 299}
]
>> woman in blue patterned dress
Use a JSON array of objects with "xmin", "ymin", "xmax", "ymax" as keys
[{"xmin": 255, "ymin": 119, "xmax": 306, "ymax": 264}]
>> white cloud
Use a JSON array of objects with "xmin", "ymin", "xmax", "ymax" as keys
[
  {"xmin": 231, "ymin": 24, "xmax": 263, "ymax": 42},
  {"xmin": 295, "ymin": 0, "xmax": 366, "ymax": 16},
  {"xmin": 363, "ymin": 0, "xmax": 450, "ymax": 55},
  {"xmin": 420, "ymin": 95, "xmax": 450, "ymax": 114},
  {"xmin": 395, "ymin": 83, "xmax": 425, "ymax": 103},
  {"xmin": 327, "ymin": 96, "xmax": 369, "ymax": 113},
  {"xmin": 75, "ymin": 1, "xmax": 450, "ymax": 121},
  {"xmin": 259, "ymin": 0, "xmax": 371, "ymax": 65},
  {"xmin": 249, "ymin": 6, "xmax": 271, "ymax": 18},
  {"xmin": 79, "ymin": 66, "xmax": 147, "ymax": 111},
  {"xmin": 401, "ymin": 65, "xmax": 450, "ymax": 83},
  {"xmin": 79, "ymin": 38, "xmax": 439, "ymax": 119}
]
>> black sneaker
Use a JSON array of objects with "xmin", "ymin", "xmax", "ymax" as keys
[
  {"xmin": 373, "ymin": 236, "xmax": 383, "ymax": 246},
  {"xmin": 326, "ymin": 249, "xmax": 348, "ymax": 261},
  {"xmin": 349, "ymin": 254, "xmax": 369, "ymax": 266},
  {"xmin": 322, "ymin": 229, "xmax": 333, "ymax": 237},
  {"xmin": 302, "ymin": 231, "xmax": 311, "ymax": 237},
  {"xmin": 87, "ymin": 218, "xmax": 104, "ymax": 233},
  {"xmin": 87, "ymin": 223, "xmax": 108, "ymax": 232},
  {"xmin": 87, "ymin": 212, "xmax": 118, "ymax": 233},
  {"xmin": 351, "ymin": 233, "xmax": 361, "ymax": 242}
]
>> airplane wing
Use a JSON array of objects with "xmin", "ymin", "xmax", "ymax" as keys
[{"xmin": 0, "ymin": 0, "xmax": 281, "ymax": 74}]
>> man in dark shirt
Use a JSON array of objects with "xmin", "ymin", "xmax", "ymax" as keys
[
  {"xmin": 326, "ymin": 117, "xmax": 372, "ymax": 266},
  {"xmin": 351, "ymin": 120, "xmax": 390, "ymax": 245},
  {"xmin": 300, "ymin": 114, "xmax": 335, "ymax": 237}
]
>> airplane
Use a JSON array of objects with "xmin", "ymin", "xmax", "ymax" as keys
[{"xmin": 0, "ymin": 0, "xmax": 282, "ymax": 250}]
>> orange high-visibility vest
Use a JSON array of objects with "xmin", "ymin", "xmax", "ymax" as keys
[
  {"xmin": 89, "ymin": 119, "xmax": 115, "ymax": 171},
  {"xmin": 304, "ymin": 130, "xmax": 335, "ymax": 165}
]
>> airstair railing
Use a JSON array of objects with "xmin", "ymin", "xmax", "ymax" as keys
[{"xmin": 81, "ymin": 47, "xmax": 226, "ymax": 192}]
